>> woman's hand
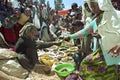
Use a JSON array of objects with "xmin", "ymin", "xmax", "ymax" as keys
[
  {"xmin": 108, "ymin": 44, "xmax": 120, "ymax": 57},
  {"xmin": 91, "ymin": 32, "xmax": 101, "ymax": 39}
]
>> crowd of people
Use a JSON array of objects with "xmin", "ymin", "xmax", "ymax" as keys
[{"xmin": 0, "ymin": 0, "xmax": 120, "ymax": 80}]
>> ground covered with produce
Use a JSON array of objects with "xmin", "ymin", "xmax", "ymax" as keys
[{"xmin": 0, "ymin": 41, "xmax": 78, "ymax": 80}]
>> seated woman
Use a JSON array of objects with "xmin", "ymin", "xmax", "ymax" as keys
[
  {"xmin": 64, "ymin": 0, "xmax": 120, "ymax": 79},
  {"xmin": 15, "ymin": 22, "xmax": 62, "ymax": 72}
]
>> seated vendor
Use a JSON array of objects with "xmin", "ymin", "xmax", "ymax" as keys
[{"xmin": 15, "ymin": 22, "xmax": 62, "ymax": 72}]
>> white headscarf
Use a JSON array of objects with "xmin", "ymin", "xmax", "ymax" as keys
[
  {"xmin": 97, "ymin": 0, "xmax": 120, "ymax": 50},
  {"xmin": 98, "ymin": 0, "xmax": 115, "ymax": 11},
  {"xmin": 84, "ymin": 0, "xmax": 98, "ymax": 11},
  {"xmin": 85, "ymin": 0, "xmax": 114, "ymax": 11}
]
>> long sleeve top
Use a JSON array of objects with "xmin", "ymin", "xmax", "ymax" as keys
[
  {"xmin": 15, "ymin": 37, "xmax": 56, "ymax": 65},
  {"xmin": 69, "ymin": 16, "xmax": 120, "ymax": 65}
]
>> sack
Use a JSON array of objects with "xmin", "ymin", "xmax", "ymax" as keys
[
  {"xmin": 0, "ymin": 59, "xmax": 29, "ymax": 79},
  {"xmin": 0, "ymin": 49, "xmax": 17, "ymax": 60}
]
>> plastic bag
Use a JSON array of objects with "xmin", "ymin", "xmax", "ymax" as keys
[
  {"xmin": 0, "ymin": 49, "xmax": 17, "ymax": 60},
  {"xmin": 40, "ymin": 54, "xmax": 59, "ymax": 66},
  {"xmin": 65, "ymin": 73, "xmax": 82, "ymax": 80},
  {"xmin": 0, "ymin": 59, "xmax": 29, "ymax": 79}
]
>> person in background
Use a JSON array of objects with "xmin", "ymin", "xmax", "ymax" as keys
[
  {"xmin": 18, "ymin": 0, "xmax": 26, "ymax": 13},
  {"xmin": 16, "ymin": 7, "xmax": 32, "ymax": 39},
  {"xmin": 15, "ymin": 22, "xmax": 62, "ymax": 72},
  {"xmin": 64, "ymin": 0, "xmax": 120, "ymax": 79},
  {"xmin": 82, "ymin": 0, "xmax": 95, "ymax": 54},
  {"xmin": 49, "ymin": 9, "xmax": 55, "ymax": 23},
  {"xmin": 40, "ymin": 18, "xmax": 50, "ymax": 41},
  {"xmin": 32, "ymin": 1, "xmax": 41, "ymax": 30},
  {"xmin": 0, "ymin": 1, "xmax": 16, "ymax": 45},
  {"xmin": 42, "ymin": 4, "xmax": 49, "ymax": 20},
  {"xmin": 40, "ymin": 18, "xmax": 56, "ymax": 42},
  {"xmin": 69, "ymin": 3, "xmax": 81, "ymax": 16},
  {"xmin": 25, "ymin": 0, "xmax": 33, "ymax": 9},
  {"xmin": 0, "ymin": 0, "xmax": 6, "ymax": 26},
  {"xmin": 39, "ymin": 4, "xmax": 44, "ymax": 26},
  {"xmin": 49, "ymin": 20, "xmax": 62, "ymax": 40},
  {"xmin": 82, "ymin": 0, "xmax": 94, "ymax": 24},
  {"xmin": 0, "ymin": 8, "xmax": 21, "ymax": 45}
]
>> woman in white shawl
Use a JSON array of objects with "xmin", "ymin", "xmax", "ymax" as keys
[{"xmin": 64, "ymin": 0, "xmax": 120, "ymax": 79}]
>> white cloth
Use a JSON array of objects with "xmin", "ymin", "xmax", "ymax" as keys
[
  {"xmin": 98, "ymin": 0, "xmax": 120, "ymax": 65},
  {"xmin": 10, "ymin": 0, "xmax": 20, "ymax": 8},
  {"xmin": 32, "ymin": 6, "xmax": 41, "ymax": 29},
  {"xmin": 33, "ymin": 13, "xmax": 41, "ymax": 29},
  {"xmin": 97, "ymin": 0, "xmax": 120, "ymax": 51},
  {"xmin": 40, "ymin": 22, "xmax": 51, "ymax": 41},
  {"xmin": 49, "ymin": 24, "xmax": 58, "ymax": 38}
]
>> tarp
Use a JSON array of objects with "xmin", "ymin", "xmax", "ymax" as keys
[{"xmin": 58, "ymin": 10, "xmax": 70, "ymax": 16}]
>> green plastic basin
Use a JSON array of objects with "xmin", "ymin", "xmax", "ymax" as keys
[{"xmin": 55, "ymin": 63, "xmax": 75, "ymax": 77}]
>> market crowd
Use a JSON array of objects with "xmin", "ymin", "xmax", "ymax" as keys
[{"xmin": 0, "ymin": 0, "xmax": 120, "ymax": 80}]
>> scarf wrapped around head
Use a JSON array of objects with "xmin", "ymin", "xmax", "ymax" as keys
[
  {"xmin": 98, "ymin": 0, "xmax": 115, "ymax": 11},
  {"xmin": 84, "ymin": 0, "xmax": 98, "ymax": 11},
  {"xmin": 19, "ymin": 22, "xmax": 37, "ymax": 38},
  {"xmin": 85, "ymin": 0, "xmax": 115, "ymax": 11}
]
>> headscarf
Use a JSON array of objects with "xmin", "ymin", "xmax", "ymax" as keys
[
  {"xmin": 84, "ymin": 0, "xmax": 98, "ymax": 11},
  {"xmin": 98, "ymin": 0, "xmax": 115, "ymax": 11},
  {"xmin": 19, "ymin": 22, "xmax": 37, "ymax": 38},
  {"xmin": 85, "ymin": 0, "xmax": 115, "ymax": 11},
  {"xmin": 0, "ymin": 32, "xmax": 9, "ymax": 46},
  {"xmin": 82, "ymin": 0, "xmax": 93, "ymax": 24}
]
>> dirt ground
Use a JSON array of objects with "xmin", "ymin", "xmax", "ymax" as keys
[
  {"xmin": 27, "ymin": 65, "xmax": 63, "ymax": 80},
  {"xmin": 0, "ymin": 65, "xmax": 64, "ymax": 80}
]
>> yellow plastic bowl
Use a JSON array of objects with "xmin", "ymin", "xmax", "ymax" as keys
[{"xmin": 55, "ymin": 63, "xmax": 75, "ymax": 77}]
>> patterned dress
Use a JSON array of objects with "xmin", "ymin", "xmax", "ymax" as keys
[{"xmin": 79, "ymin": 48, "xmax": 120, "ymax": 80}]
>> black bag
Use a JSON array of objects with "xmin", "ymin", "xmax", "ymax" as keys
[{"xmin": 65, "ymin": 73, "xmax": 82, "ymax": 80}]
